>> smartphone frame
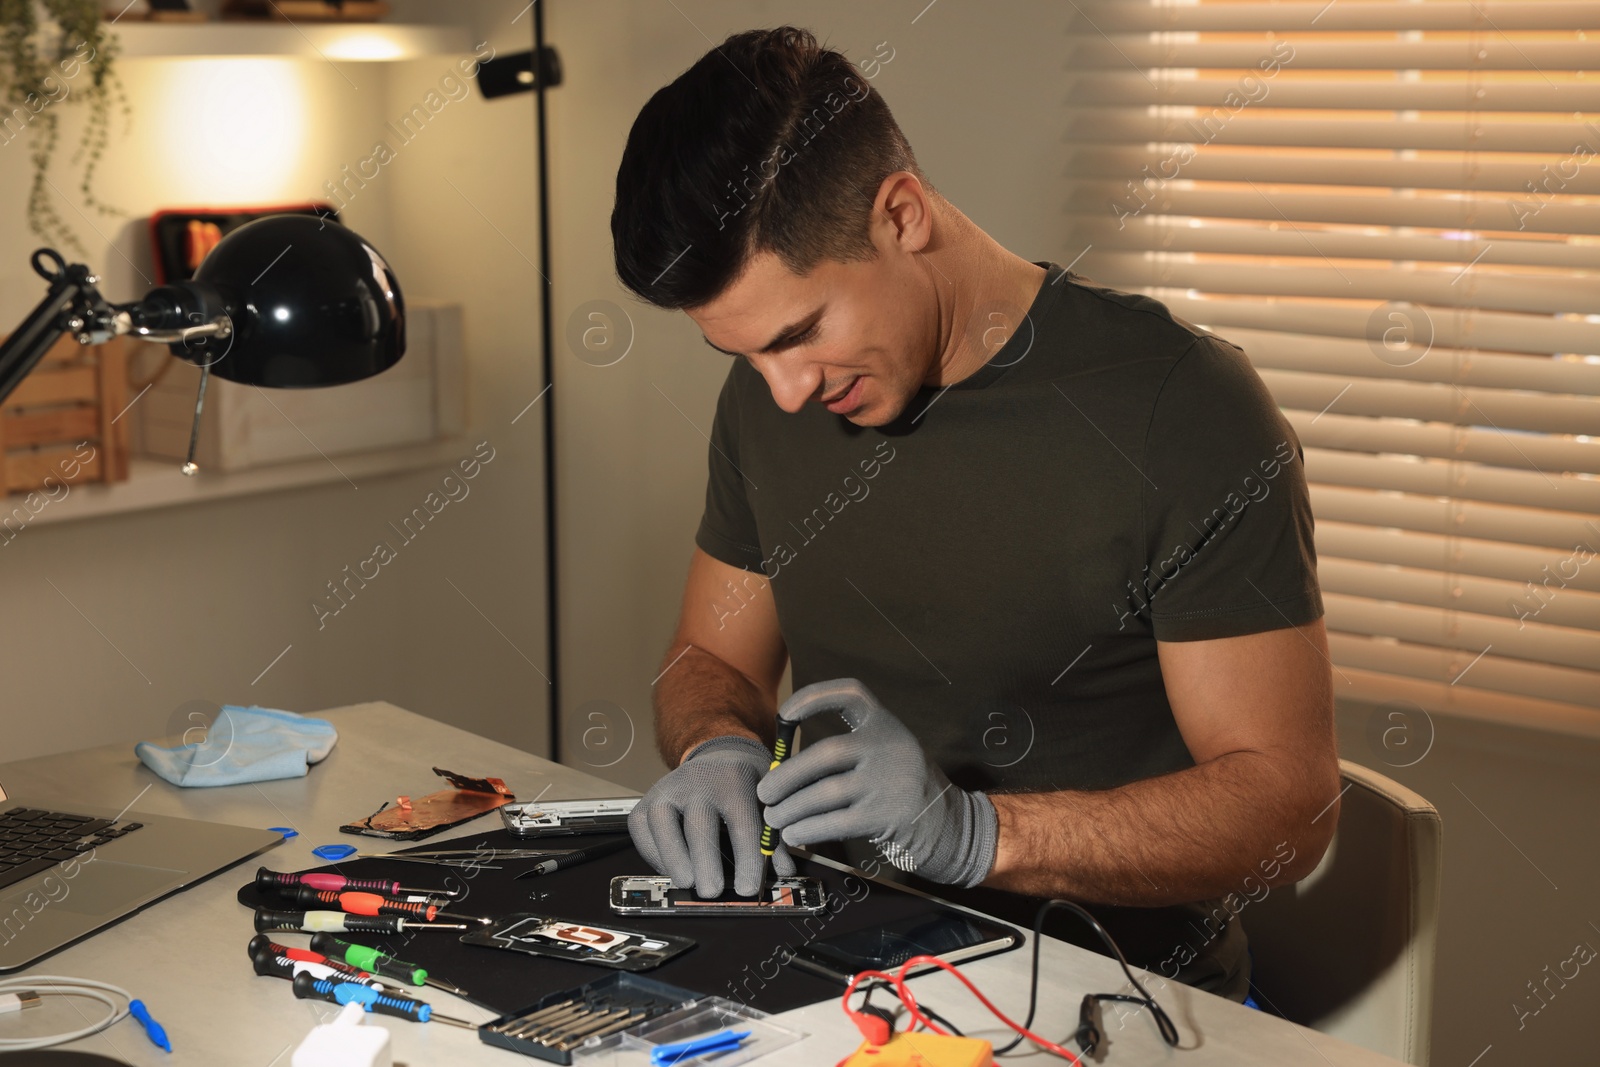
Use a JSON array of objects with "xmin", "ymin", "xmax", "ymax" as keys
[
  {"xmin": 609, "ymin": 874, "xmax": 829, "ymax": 916},
  {"xmin": 500, "ymin": 797, "xmax": 639, "ymax": 838}
]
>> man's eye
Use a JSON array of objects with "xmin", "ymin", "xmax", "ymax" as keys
[{"xmin": 782, "ymin": 325, "xmax": 819, "ymax": 349}]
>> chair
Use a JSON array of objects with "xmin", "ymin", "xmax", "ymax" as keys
[{"xmin": 1243, "ymin": 759, "xmax": 1442, "ymax": 1065}]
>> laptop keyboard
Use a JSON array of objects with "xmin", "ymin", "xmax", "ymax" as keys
[{"xmin": 0, "ymin": 808, "xmax": 144, "ymax": 892}]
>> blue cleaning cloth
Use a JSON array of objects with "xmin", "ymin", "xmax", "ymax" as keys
[{"xmin": 135, "ymin": 704, "xmax": 337, "ymax": 787}]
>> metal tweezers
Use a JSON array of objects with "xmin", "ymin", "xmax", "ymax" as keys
[{"xmin": 351, "ymin": 847, "xmax": 578, "ymax": 870}]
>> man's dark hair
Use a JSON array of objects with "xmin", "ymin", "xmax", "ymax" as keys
[{"xmin": 611, "ymin": 26, "xmax": 928, "ymax": 311}]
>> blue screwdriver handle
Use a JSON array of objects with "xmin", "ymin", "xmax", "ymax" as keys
[{"xmin": 291, "ymin": 972, "xmax": 431, "ymax": 1022}]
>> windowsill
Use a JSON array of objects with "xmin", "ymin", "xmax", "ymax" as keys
[{"xmin": 12, "ymin": 436, "xmax": 472, "ymax": 530}]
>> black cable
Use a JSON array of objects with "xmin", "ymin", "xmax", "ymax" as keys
[
  {"xmin": 992, "ymin": 898, "xmax": 1180, "ymax": 1057},
  {"xmin": 859, "ymin": 976, "xmax": 967, "ymax": 1039},
  {"xmin": 919, "ymin": 1004, "xmax": 966, "ymax": 1037}
]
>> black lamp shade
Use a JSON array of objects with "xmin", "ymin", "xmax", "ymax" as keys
[{"xmin": 169, "ymin": 214, "xmax": 405, "ymax": 387}]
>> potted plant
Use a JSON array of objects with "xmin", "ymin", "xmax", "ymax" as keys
[{"xmin": 0, "ymin": 0, "xmax": 127, "ymax": 259}]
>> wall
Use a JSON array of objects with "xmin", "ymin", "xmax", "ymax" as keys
[{"xmin": 0, "ymin": 4, "xmax": 550, "ymax": 763}]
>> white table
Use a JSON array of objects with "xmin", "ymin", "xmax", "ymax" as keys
[{"xmin": 0, "ymin": 702, "xmax": 1407, "ymax": 1065}]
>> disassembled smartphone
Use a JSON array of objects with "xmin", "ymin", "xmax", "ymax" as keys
[
  {"xmin": 341, "ymin": 767, "xmax": 515, "ymax": 841},
  {"xmin": 461, "ymin": 912, "xmax": 696, "ymax": 971},
  {"xmin": 500, "ymin": 797, "xmax": 639, "ymax": 838},
  {"xmin": 610, "ymin": 875, "xmax": 829, "ymax": 916}
]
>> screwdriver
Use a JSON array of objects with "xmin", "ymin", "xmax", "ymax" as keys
[
  {"xmin": 251, "ymin": 951, "xmax": 399, "ymax": 992},
  {"xmin": 247, "ymin": 934, "xmax": 385, "ymax": 984},
  {"xmin": 256, "ymin": 866, "xmax": 460, "ymax": 899},
  {"xmin": 289, "ymin": 972, "xmax": 476, "ymax": 1029},
  {"xmin": 253, "ymin": 908, "xmax": 467, "ymax": 935},
  {"xmin": 755, "ymin": 717, "xmax": 799, "ymax": 899},
  {"xmin": 310, "ymin": 932, "xmax": 469, "ymax": 997},
  {"xmin": 289, "ymin": 887, "xmax": 491, "ymax": 925}
]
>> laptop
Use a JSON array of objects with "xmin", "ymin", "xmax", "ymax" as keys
[{"xmin": 0, "ymin": 776, "xmax": 283, "ymax": 971}]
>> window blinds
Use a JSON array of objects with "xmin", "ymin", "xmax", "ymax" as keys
[{"xmin": 1064, "ymin": 1, "xmax": 1600, "ymax": 734}]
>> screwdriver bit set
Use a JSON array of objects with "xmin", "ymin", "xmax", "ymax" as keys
[{"xmin": 478, "ymin": 973, "xmax": 699, "ymax": 1063}]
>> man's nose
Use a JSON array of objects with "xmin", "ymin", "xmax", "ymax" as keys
[{"xmin": 760, "ymin": 360, "xmax": 821, "ymax": 414}]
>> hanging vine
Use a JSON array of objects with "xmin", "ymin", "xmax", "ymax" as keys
[{"xmin": 0, "ymin": 0, "xmax": 129, "ymax": 261}]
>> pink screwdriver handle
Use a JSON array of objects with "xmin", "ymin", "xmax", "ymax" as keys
[
  {"xmin": 300, "ymin": 873, "xmax": 365, "ymax": 892},
  {"xmin": 256, "ymin": 867, "xmax": 457, "ymax": 898}
]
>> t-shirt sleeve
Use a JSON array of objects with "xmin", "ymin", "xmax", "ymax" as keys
[
  {"xmin": 693, "ymin": 362, "xmax": 767, "ymax": 573},
  {"xmin": 1141, "ymin": 334, "xmax": 1323, "ymax": 641}
]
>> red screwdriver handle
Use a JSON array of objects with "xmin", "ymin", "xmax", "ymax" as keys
[
  {"xmin": 247, "ymin": 935, "xmax": 346, "ymax": 974},
  {"xmin": 247, "ymin": 933, "xmax": 358, "ymax": 975}
]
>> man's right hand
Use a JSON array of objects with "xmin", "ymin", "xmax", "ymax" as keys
[{"xmin": 628, "ymin": 735, "xmax": 797, "ymax": 897}]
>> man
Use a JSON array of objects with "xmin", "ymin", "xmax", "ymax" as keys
[{"xmin": 610, "ymin": 26, "xmax": 1338, "ymax": 1002}]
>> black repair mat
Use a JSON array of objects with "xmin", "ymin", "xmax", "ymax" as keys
[{"xmin": 234, "ymin": 829, "xmax": 990, "ymax": 1016}]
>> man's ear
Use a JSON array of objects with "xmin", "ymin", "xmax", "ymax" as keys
[{"xmin": 874, "ymin": 171, "xmax": 934, "ymax": 254}]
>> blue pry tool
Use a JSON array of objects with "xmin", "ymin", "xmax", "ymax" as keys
[
  {"xmin": 650, "ymin": 1028, "xmax": 751, "ymax": 1065},
  {"xmin": 129, "ymin": 998, "xmax": 171, "ymax": 1052}
]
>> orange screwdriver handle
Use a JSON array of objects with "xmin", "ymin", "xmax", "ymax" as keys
[{"xmin": 291, "ymin": 887, "xmax": 437, "ymax": 920}]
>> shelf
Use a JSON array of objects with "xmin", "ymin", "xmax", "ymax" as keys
[
  {"xmin": 109, "ymin": 21, "xmax": 472, "ymax": 61},
  {"xmin": 13, "ymin": 436, "xmax": 473, "ymax": 530}
]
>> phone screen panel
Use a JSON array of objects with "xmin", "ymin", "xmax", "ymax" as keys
[{"xmin": 791, "ymin": 910, "xmax": 1023, "ymax": 981}]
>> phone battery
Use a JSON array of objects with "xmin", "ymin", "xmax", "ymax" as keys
[{"xmin": 501, "ymin": 797, "xmax": 639, "ymax": 837}]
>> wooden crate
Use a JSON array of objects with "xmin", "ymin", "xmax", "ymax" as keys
[
  {"xmin": 132, "ymin": 301, "xmax": 465, "ymax": 472},
  {"xmin": 0, "ymin": 332, "xmax": 130, "ymax": 495}
]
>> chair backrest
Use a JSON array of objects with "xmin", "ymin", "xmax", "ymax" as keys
[{"xmin": 1244, "ymin": 759, "xmax": 1442, "ymax": 1065}]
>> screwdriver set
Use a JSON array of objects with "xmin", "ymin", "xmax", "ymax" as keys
[
  {"xmin": 478, "ymin": 973, "xmax": 698, "ymax": 1063},
  {"xmin": 479, "ymin": 973, "xmax": 803, "ymax": 1065}
]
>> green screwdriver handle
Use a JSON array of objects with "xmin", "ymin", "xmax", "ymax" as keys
[{"xmin": 308, "ymin": 932, "xmax": 427, "ymax": 986}]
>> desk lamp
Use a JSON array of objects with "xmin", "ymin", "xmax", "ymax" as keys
[{"xmin": 0, "ymin": 214, "xmax": 405, "ymax": 474}]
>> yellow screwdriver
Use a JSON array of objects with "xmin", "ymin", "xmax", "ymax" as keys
[{"xmin": 755, "ymin": 717, "xmax": 799, "ymax": 899}]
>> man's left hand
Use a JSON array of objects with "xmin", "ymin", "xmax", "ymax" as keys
[{"xmin": 755, "ymin": 678, "xmax": 998, "ymax": 887}]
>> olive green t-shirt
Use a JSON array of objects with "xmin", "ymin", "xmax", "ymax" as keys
[{"xmin": 693, "ymin": 261, "xmax": 1323, "ymax": 998}]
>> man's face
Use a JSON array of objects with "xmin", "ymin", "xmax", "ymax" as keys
[{"xmin": 686, "ymin": 226, "xmax": 939, "ymax": 427}]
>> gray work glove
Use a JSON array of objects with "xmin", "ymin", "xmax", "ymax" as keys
[
  {"xmin": 628, "ymin": 735, "xmax": 796, "ymax": 898},
  {"xmin": 755, "ymin": 678, "xmax": 999, "ymax": 887}
]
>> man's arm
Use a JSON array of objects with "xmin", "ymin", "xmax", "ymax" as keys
[
  {"xmin": 630, "ymin": 547, "xmax": 795, "ymax": 897},
  {"xmin": 983, "ymin": 616, "xmax": 1340, "ymax": 905},
  {"xmin": 654, "ymin": 547, "xmax": 788, "ymax": 767}
]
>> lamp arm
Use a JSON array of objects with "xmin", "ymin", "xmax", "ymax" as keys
[
  {"xmin": 0, "ymin": 250, "xmax": 107, "ymax": 404},
  {"xmin": 121, "ymin": 316, "xmax": 233, "ymax": 345},
  {"xmin": 0, "ymin": 248, "xmax": 236, "ymax": 406}
]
